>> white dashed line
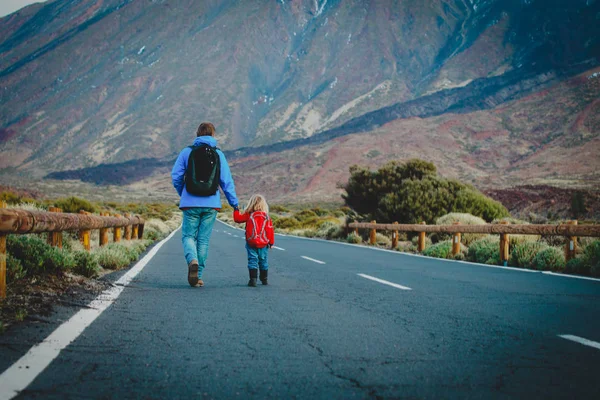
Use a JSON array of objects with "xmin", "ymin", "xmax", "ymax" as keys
[
  {"xmin": 559, "ymin": 335, "xmax": 600, "ymax": 350},
  {"xmin": 357, "ymin": 274, "xmax": 412, "ymax": 291},
  {"xmin": 273, "ymin": 246, "xmax": 285, "ymax": 251},
  {"xmin": 301, "ymin": 256, "xmax": 326, "ymax": 264}
]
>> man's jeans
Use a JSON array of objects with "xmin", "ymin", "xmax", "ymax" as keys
[
  {"xmin": 246, "ymin": 243, "xmax": 269, "ymax": 271},
  {"xmin": 182, "ymin": 208, "xmax": 217, "ymax": 278}
]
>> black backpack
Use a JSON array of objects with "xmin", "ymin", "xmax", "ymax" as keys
[{"xmin": 184, "ymin": 144, "xmax": 221, "ymax": 196}]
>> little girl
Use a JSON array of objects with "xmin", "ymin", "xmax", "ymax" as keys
[{"xmin": 233, "ymin": 194, "xmax": 275, "ymax": 287}]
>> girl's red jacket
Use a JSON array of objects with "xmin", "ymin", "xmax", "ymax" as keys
[{"xmin": 233, "ymin": 210, "xmax": 275, "ymax": 247}]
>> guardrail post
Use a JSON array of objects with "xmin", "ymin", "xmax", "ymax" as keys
[
  {"xmin": 48, "ymin": 207, "xmax": 63, "ymax": 248},
  {"xmin": 79, "ymin": 211, "xmax": 91, "ymax": 251},
  {"xmin": 99, "ymin": 212, "xmax": 109, "ymax": 247},
  {"xmin": 132, "ymin": 219, "xmax": 139, "ymax": 240},
  {"xmin": 418, "ymin": 222, "xmax": 426, "ymax": 252},
  {"xmin": 0, "ymin": 201, "xmax": 6, "ymax": 299},
  {"xmin": 500, "ymin": 221, "xmax": 509, "ymax": 266},
  {"xmin": 138, "ymin": 221, "xmax": 145, "ymax": 240},
  {"xmin": 566, "ymin": 220, "xmax": 578, "ymax": 262},
  {"xmin": 391, "ymin": 222, "xmax": 399, "ymax": 249},
  {"xmin": 113, "ymin": 214, "xmax": 122, "ymax": 243},
  {"xmin": 124, "ymin": 213, "xmax": 132, "ymax": 240},
  {"xmin": 452, "ymin": 222, "xmax": 461, "ymax": 256},
  {"xmin": 369, "ymin": 220, "xmax": 377, "ymax": 245}
]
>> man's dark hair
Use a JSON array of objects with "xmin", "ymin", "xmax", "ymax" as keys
[{"xmin": 197, "ymin": 122, "xmax": 216, "ymax": 137}]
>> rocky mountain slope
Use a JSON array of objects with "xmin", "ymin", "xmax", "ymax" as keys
[{"xmin": 1, "ymin": 0, "xmax": 599, "ymax": 181}]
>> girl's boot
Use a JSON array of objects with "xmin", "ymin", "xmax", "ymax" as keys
[
  {"xmin": 259, "ymin": 269, "xmax": 268, "ymax": 285},
  {"xmin": 248, "ymin": 269, "xmax": 258, "ymax": 287}
]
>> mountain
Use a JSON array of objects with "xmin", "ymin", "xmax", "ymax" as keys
[{"xmin": 0, "ymin": 0, "xmax": 599, "ymax": 202}]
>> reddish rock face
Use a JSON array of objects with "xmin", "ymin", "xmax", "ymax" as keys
[{"xmin": 0, "ymin": 0, "xmax": 599, "ymax": 207}]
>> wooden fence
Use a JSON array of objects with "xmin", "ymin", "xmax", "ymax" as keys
[
  {"xmin": 0, "ymin": 202, "xmax": 145, "ymax": 298},
  {"xmin": 348, "ymin": 219, "xmax": 600, "ymax": 265}
]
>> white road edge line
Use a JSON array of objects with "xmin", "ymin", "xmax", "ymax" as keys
[
  {"xmin": 301, "ymin": 256, "xmax": 326, "ymax": 264},
  {"xmin": 272, "ymin": 246, "xmax": 285, "ymax": 251},
  {"xmin": 358, "ymin": 273, "xmax": 412, "ymax": 291},
  {"xmin": 0, "ymin": 227, "xmax": 181, "ymax": 400},
  {"xmin": 558, "ymin": 334, "xmax": 600, "ymax": 350}
]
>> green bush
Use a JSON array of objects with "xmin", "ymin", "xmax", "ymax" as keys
[
  {"xmin": 411, "ymin": 235, "xmax": 433, "ymax": 249},
  {"xmin": 434, "ymin": 213, "xmax": 487, "ymax": 246},
  {"xmin": 143, "ymin": 228, "xmax": 162, "ymax": 241},
  {"xmin": 422, "ymin": 240, "xmax": 464, "ymax": 259},
  {"xmin": 510, "ymin": 241, "xmax": 549, "ymax": 269},
  {"xmin": 73, "ymin": 251, "xmax": 101, "ymax": 278},
  {"xmin": 582, "ymin": 240, "xmax": 600, "ymax": 277},
  {"xmin": 342, "ymin": 159, "xmax": 509, "ymax": 224},
  {"xmin": 274, "ymin": 217, "xmax": 301, "ymax": 230},
  {"xmin": 93, "ymin": 244, "xmax": 131, "ymax": 270},
  {"xmin": 565, "ymin": 257, "xmax": 589, "ymax": 275},
  {"xmin": 270, "ymin": 205, "xmax": 290, "ymax": 213},
  {"xmin": 346, "ymin": 232, "xmax": 362, "ymax": 244},
  {"xmin": 6, "ymin": 254, "xmax": 26, "ymax": 283},
  {"xmin": 375, "ymin": 233, "xmax": 392, "ymax": 247},
  {"xmin": 54, "ymin": 196, "xmax": 97, "ymax": 214},
  {"xmin": 7, "ymin": 235, "xmax": 75, "ymax": 275},
  {"xmin": 467, "ymin": 236, "xmax": 500, "ymax": 265},
  {"xmin": 315, "ymin": 221, "xmax": 345, "ymax": 239},
  {"xmin": 532, "ymin": 247, "xmax": 565, "ymax": 272}
]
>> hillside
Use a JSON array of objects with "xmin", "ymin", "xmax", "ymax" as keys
[{"xmin": 1, "ymin": 0, "xmax": 599, "ymax": 178}]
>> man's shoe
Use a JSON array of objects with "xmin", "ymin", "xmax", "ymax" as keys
[
  {"xmin": 188, "ymin": 261, "xmax": 199, "ymax": 287},
  {"xmin": 259, "ymin": 269, "xmax": 268, "ymax": 285},
  {"xmin": 248, "ymin": 269, "xmax": 258, "ymax": 287}
]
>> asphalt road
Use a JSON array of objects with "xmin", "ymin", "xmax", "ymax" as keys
[{"xmin": 2, "ymin": 219, "xmax": 600, "ymax": 399}]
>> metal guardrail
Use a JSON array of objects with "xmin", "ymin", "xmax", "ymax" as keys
[{"xmin": 0, "ymin": 203, "xmax": 145, "ymax": 298}]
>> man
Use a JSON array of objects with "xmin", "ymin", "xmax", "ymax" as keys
[{"xmin": 171, "ymin": 122, "xmax": 239, "ymax": 287}]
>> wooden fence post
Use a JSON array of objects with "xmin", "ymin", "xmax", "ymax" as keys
[
  {"xmin": 124, "ymin": 213, "xmax": 132, "ymax": 240},
  {"xmin": 452, "ymin": 221, "xmax": 461, "ymax": 256},
  {"xmin": 99, "ymin": 212, "xmax": 109, "ymax": 247},
  {"xmin": 132, "ymin": 220, "xmax": 139, "ymax": 240},
  {"xmin": 566, "ymin": 220, "xmax": 578, "ymax": 262},
  {"xmin": 0, "ymin": 201, "xmax": 6, "ymax": 299},
  {"xmin": 499, "ymin": 221, "xmax": 510, "ymax": 266},
  {"xmin": 113, "ymin": 214, "xmax": 121, "ymax": 243},
  {"xmin": 391, "ymin": 222, "xmax": 399, "ymax": 249},
  {"xmin": 113, "ymin": 214, "xmax": 122, "ymax": 243},
  {"xmin": 418, "ymin": 222, "xmax": 427, "ymax": 252},
  {"xmin": 138, "ymin": 221, "xmax": 144, "ymax": 240},
  {"xmin": 79, "ymin": 211, "xmax": 91, "ymax": 251},
  {"xmin": 47, "ymin": 207, "xmax": 63, "ymax": 248},
  {"xmin": 369, "ymin": 220, "xmax": 377, "ymax": 245}
]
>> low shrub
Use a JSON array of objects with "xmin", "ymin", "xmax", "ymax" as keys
[
  {"xmin": 315, "ymin": 221, "xmax": 345, "ymax": 239},
  {"xmin": 346, "ymin": 232, "xmax": 362, "ymax": 244},
  {"xmin": 7, "ymin": 235, "xmax": 75, "ymax": 275},
  {"xmin": 433, "ymin": 213, "xmax": 487, "ymax": 246},
  {"xmin": 411, "ymin": 235, "xmax": 433, "ymax": 250},
  {"xmin": 73, "ymin": 251, "xmax": 101, "ymax": 278},
  {"xmin": 510, "ymin": 241, "xmax": 549, "ymax": 269},
  {"xmin": 7, "ymin": 254, "xmax": 26, "ymax": 283},
  {"xmin": 54, "ymin": 196, "xmax": 97, "ymax": 214},
  {"xmin": 582, "ymin": 240, "xmax": 600, "ymax": 277},
  {"xmin": 422, "ymin": 240, "xmax": 465, "ymax": 259},
  {"xmin": 375, "ymin": 233, "xmax": 391, "ymax": 247},
  {"xmin": 270, "ymin": 205, "xmax": 290, "ymax": 213},
  {"xmin": 565, "ymin": 257, "xmax": 589, "ymax": 275},
  {"xmin": 467, "ymin": 236, "xmax": 500, "ymax": 265},
  {"xmin": 93, "ymin": 244, "xmax": 131, "ymax": 270},
  {"xmin": 532, "ymin": 246, "xmax": 565, "ymax": 272},
  {"xmin": 274, "ymin": 217, "xmax": 301, "ymax": 230}
]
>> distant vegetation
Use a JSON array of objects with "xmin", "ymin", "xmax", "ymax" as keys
[{"xmin": 342, "ymin": 159, "xmax": 509, "ymax": 224}]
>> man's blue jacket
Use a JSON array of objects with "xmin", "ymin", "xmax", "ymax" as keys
[{"xmin": 171, "ymin": 136, "xmax": 239, "ymax": 209}]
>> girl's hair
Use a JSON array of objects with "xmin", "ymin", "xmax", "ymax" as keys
[{"xmin": 245, "ymin": 194, "xmax": 269, "ymax": 214}]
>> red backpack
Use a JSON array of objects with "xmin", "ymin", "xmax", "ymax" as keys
[{"xmin": 246, "ymin": 211, "xmax": 270, "ymax": 248}]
